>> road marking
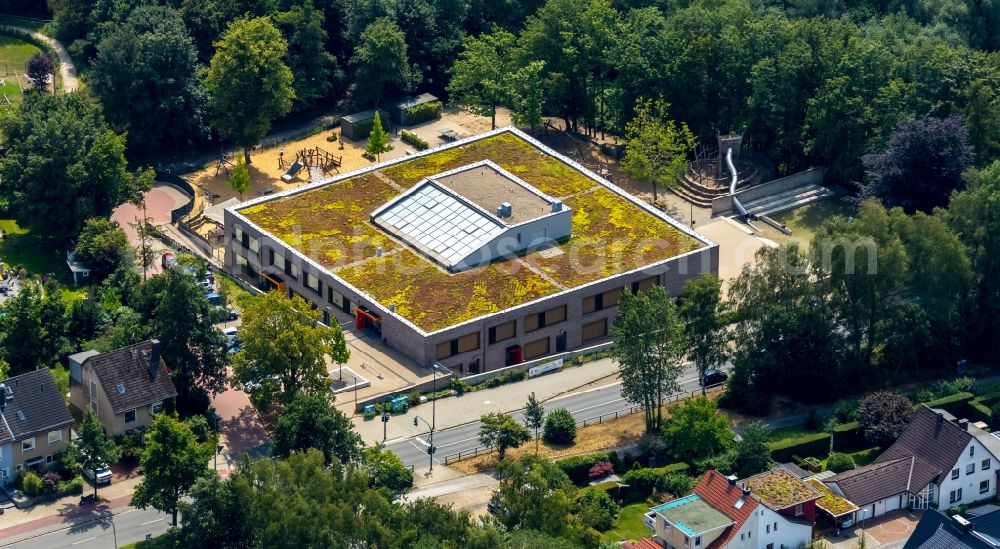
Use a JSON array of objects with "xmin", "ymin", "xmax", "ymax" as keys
[
  {"xmin": 568, "ymin": 398, "xmax": 627, "ymax": 414},
  {"xmin": 141, "ymin": 518, "xmax": 164, "ymax": 526},
  {"xmin": 414, "ymin": 437, "xmax": 429, "ymax": 447},
  {"xmin": 72, "ymin": 537, "xmax": 97, "ymax": 545}
]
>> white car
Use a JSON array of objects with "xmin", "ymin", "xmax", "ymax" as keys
[
  {"xmin": 221, "ymin": 327, "xmax": 238, "ymax": 348},
  {"xmin": 83, "ymin": 464, "xmax": 112, "ymax": 485}
]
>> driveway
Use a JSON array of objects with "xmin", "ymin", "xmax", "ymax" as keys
[
  {"xmin": 823, "ymin": 510, "xmax": 921, "ymax": 549},
  {"xmin": 210, "ymin": 376, "xmax": 271, "ymax": 468}
]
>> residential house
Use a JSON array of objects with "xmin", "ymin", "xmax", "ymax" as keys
[
  {"xmin": 641, "ymin": 468, "xmax": 818, "ymax": 549},
  {"xmin": 904, "ymin": 507, "xmax": 1000, "ymax": 549},
  {"xmin": 825, "ymin": 405, "xmax": 1000, "ymax": 521},
  {"xmin": 0, "ymin": 369, "xmax": 75, "ymax": 485},
  {"xmin": 68, "ymin": 340, "xmax": 177, "ymax": 437}
]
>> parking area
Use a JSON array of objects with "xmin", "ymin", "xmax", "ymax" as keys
[{"xmin": 822, "ymin": 510, "xmax": 922, "ymax": 549}]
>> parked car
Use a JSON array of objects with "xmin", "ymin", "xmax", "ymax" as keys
[
  {"xmin": 160, "ymin": 252, "xmax": 176, "ymax": 269},
  {"xmin": 226, "ymin": 307, "xmax": 239, "ymax": 321},
  {"xmin": 83, "ymin": 464, "xmax": 112, "ymax": 485},
  {"xmin": 205, "ymin": 292, "xmax": 223, "ymax": 306},
  {"xmin": 702, "ymin": 369, "xmax": 728, "ymax": 387},
  {"xmin": 198, "ymin": 279, "xmax": 214, "ymax": 292},
  {"xmin": 221, "ymin": 327, "xmax": 238, "ymax": 348}
]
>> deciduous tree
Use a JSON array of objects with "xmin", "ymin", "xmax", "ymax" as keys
[
  {"xmin": 856, "ymin": 391, "xmax": 913, "ymax": 446},
  {"xmin": 661, "ymin": 397, "xmax": 733, "ymax": 463},
  {"xmin": 621, "ymin": 98, "xmax": 696, "ymax": 202},
  {"xmin": 524, "ymin": 392, "xmax": 544, "ymax": 452},
  {"xmin": 0, "ymin": 93, "xmax": 140, "ymax": 242},
  {"xmin": 448, "ymin": 28, "xmax": 517, "ymax": 130},
  {"xmin": 90, "ymin": 6, "xmax": 208, "ymax": 157},
  {"xmin": 232, "ymin": 290, "xmax": 347, "ymax": 410},
  {"xmin": 228, "ymin": 156, "xmax": 250, "ymax": 201},
  {"xmin": 75, "ymin": 218, "xmax": 135, "ymax": 280},
  {"xmin": 494, "ymin": 454, "xmax": 579, "ymax": 539},
  {"xmin": 272, "ymin": 392, "xmax": 363, "ymax": 465},
  {"xmin": 611, "ymin": 285, "xmax": 686, "ymax": 432},
  {"xmin": 479, "ymin": 412, "xmax": 531, "ymax": 460},
  {"xmin": 363, "ymin": 444, "xmax": 413, "ymax": 494},
  {"xmin": 132, "ymin": 414, "xmax": 213, "ymax": 526},
  {"xmin": 350, "ymin": 17, "xmax": 414, "ymax": 107},
  {"xmin": 68, "ymin": 409, "xmax": 121, "ymax": 499},
  {"xmin": 24, "ymin": 52, "xmax": 53, "ymax": 93},
  {"xmin": 205, "ymin": 16, "xmax": 294, "ymax": 165},
  {"xmin": 733, "ymin": 420, "xmax": 772, "ymax": 478},
  {"xmin": 679, "ymin": 274, "xmax": 728, "ymax": 395}
]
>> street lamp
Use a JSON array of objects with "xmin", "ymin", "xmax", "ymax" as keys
[{"xmin": 412, "ymin": 414, "xmax": 435, "ymax": 473}]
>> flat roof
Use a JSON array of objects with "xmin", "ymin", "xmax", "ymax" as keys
[
  {"xmin": 434, "ymin": 162, "xmax": 554, "ymax": 225},
  {"xmin": 742, "ymin": 469, "xmax": 822, "ymax": 510},
  {"xmin": 652, "ymin": 495, "xmax": 733, "ymax": 537},
  {"xmin": 234, "ymin": 127, "xmax": 713, "ymax": 333}
]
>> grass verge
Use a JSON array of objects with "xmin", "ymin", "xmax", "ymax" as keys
[{"xmin": 119, "ymin": 529, "xmax": 180, "ymax": 549}]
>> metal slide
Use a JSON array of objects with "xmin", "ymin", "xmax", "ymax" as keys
[{"xmin": 727, "ymin": 147, "xmax": 762, "ymax": 231}]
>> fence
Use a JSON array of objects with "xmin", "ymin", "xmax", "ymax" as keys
[
  {"xmin": 440, "ymin": 381, "xmax": 726, "ymax": 465},
  {"xmin": 155, "ymin": 170, "xmax": 197, "ymax": 223}
]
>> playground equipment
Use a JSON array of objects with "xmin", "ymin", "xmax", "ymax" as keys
[
  {"xmin": 279, "ymin": 147, "xmax": 342, "ymax": 183},
  {"xmin": 214, "ymin": 150, "xmax": 236, "ymax": 176}
]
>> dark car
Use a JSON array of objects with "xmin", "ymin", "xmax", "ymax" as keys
[{"xmin": 702, "ymin": 369, "xmax": 728, "ymax": 387}]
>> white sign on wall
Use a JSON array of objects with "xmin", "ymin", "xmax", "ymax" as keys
[{"xmin": 529, "ymin": 358, "xmax": 564, "ymax": 378}]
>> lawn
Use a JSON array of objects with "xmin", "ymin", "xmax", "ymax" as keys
[
  {"xmin": 0, "ymin": 219, "xmax": 87, "ymax": 304},
  {"xmin": 767, "ymin": 422, "xmax": 821, "ymax": 444},
  {"xmin": 0, "ymin": 33, "xmax": 41, "ymax": 108},
  {"xmin": 602, "ymin": 501, "xmax": 653, "ymax": 543},
  {"xmin": 769, "ymin": 195, "xmax": 856, "ymax": 247}
]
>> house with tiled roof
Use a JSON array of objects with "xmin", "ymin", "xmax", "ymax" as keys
[
  {"xmin": 824, "ymin": 405, "xmax": 1000, "ymax": 522},
  {"xmin": 68, "ymin": 340, "xmax": 177, "ymax": 436},
  {"xmin": 0, "ymin": 369, "xmax": 75, "ymax": 484},
  {"xmin": 641, "ymin": 468, "xmax": 816, "ymax": 549},
  {"xmin": 904, "ymin": 508, "xmax": 1000, "ymax": 549}
]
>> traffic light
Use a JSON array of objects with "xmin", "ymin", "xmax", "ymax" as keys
[
  {"xmin": 382, "ymin": 412, "xmax": 390, "ymax": 423},
  {"xmin": 427, "ymin": 446, "xmax": 436, "ymax": 455},
  {"xmin": 413, "ymin": 417, "xmax": 418, "ymax": 426}
]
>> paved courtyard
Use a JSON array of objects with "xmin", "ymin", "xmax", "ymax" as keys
[{"xmin": 823, "ymin": 510, "xmax": 922, "ymax": 549}]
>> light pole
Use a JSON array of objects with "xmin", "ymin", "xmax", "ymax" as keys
[{"xmin": 412, "ymin": 414, "xmax": 435, "ymax": 473}]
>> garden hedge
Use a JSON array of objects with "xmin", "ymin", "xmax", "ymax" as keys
[
  {"xmin": 403, "ymin": 100, "xmax": 442, "ymax": 125},
  {"xmin": 401, "ymin": 130, "xmax": 429, "ymax": 151},
  {"xmin": 557, "ymin": 452, "xmax": 616, "ymax": 484},
  {"xmin": 769, "ymin": 432, "xmax": 831, "ymax": 462},
  {"xmin": 831, "ymin": 421, "xmax": 868, "ymax": 453},
  {"xmin": 921, "ymin": 391, "xmax": 974, "ymax": 414}
]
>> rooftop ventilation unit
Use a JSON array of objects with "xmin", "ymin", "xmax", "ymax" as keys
[
  {"xmin": 496, "ymin": 202, "xmax": 512, "ymax": 218},
  {"xmin": 551, "ymin": 200, "xmax": 563, "ymax": 213}
]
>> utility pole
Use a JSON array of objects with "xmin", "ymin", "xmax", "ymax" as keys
[
  {"xmin": 382, "ymin": 411, "xmax": 390, "ymax": 442},
  {"xmin": 412, "ymin": 414, "xmax": 435, "ymax": 473}
]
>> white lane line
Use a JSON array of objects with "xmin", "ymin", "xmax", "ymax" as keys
[
  {"xmin": 72, "ymin": 537, "xmax": 97, "ymax": 545},
  {"xmin": 414, "ymin": 437, "xmax": 429, "ymax": 447},
  {"xmin": 141, "ymin": 518, "xmax": 164, "ymax": 526},
  {"xmin": 569, "ymin": 398, "xmax": 627, "ymax": 414}
]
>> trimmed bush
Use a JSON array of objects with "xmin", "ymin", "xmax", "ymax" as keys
[
  {"xmin": 768, "ymin": 432, "xmax": 831, "ymax": 462},
  {"xmin": 922, "ymin": 391, "xmax": 974, "ymax": 411},
  {"xmin": 827, "ymin": 453, "xmax": 856, "ymax": 473},
  {"xmin": 832, "ymin": 421, "xmax": 867, "ymax": 452},
  {"xmin": 403, "ymin": 100, "xmax": 443, "ymax": 125},
  {"xmin": 58, "ymin": 475, "xmax": 84, "ymax": 495},
  {"xmin": 588, "ymin": 460, "xmax": 615, "ymax": 481},
  {"xmin": 401, "ymin": 130, "xmax": 429, "ymax": 151},
  {"xmin": 42, "ymin": 471, "xmax": 60, "ymax": 494},
  {"xmin": 22, "ymin": 471, "xmax": 43, "ymax": 497},
  {"xmin": 620, "ymin": 466, "xmax": 695, "ymax": 502},
  {"xmin": 557, "ymin": 452, "xmax": 615, "ymax": 484},
  {"xmin": 544, "ymin": 408, "xmax": 577, "ymax": 445}
]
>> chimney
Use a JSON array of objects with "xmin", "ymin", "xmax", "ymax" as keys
[
  {"xmin": 742, "ymin": 487, "xmax": 751, "ymax": 496},
  {"xmin": 959, "ymin": 419, "xmax": 970, "ymax": 431},
  {"xmin": 148, "ymin": 340, "xmax": 161, "ymax": 380},
  {"xmin": 937, "ymin": 410, "xmax": 944, "ymax": 425},
  {"xmin": 727, "ymin": 474, "xmax": 738, "ymax": 486},
  {"xmin": 952, "ymin": 514, "xmax": 974, "ymax": 533}
]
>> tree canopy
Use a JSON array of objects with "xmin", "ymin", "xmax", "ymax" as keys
[
  {"xmin": 0, "ymin": 92, "xmax": 140, "ymax": 242},
  {"xmin": 232, "ymin": 290, "xmax": 347, "ymax": 410},
  {"xmin": 205, "ymin": 16, "xmax": 294, "ymax": 164},
  {"xmin": 272, "ymin": 392, "xmax": 363, "ymax": 465}
]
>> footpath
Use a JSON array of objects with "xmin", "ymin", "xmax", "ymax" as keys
[
  {"xmin": 350, "ymin": 357, "xmax": 620, "ymax": 444},
  {"xmin": 0, "ymin": 477, "xmax": 141, "ymax": 541}
]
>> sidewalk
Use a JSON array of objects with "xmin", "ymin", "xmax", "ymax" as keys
[
  {"xmin": 0, "ymin": 476, "xmax": 141, "ymax": 538},
  {"xmin": 351, "ymin": 358, "xmax": 619, "ymax": 444}
]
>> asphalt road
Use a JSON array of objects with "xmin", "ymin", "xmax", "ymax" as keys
[
  {"xmin": 386, "ymin": 364, "xmax": 710, "ymax": 469},
  {"xmin": 1, "ymin": 507, "xmax": 172, "ymax": 549}
]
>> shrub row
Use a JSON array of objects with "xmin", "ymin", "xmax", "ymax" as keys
[
  {"xmin": 619, "ymin": 465, "xmax": 694, "ymax": 502},
  {"xmin": 769, "ymin": 432, "xmax": 831, "ymax": 462},
  {"xmin": 403, "ymin": 100, "xmax": 442, "ymax": 125},
  {"xmin": 401, "ymin": 130, "xmax": 429, "ymax": 151},
  {"xmin": 831, "ymin": 421, "xmax": 868, "ymax": 453},
  {"xmin": 556, "ymin": 452, "xmax": 618, "ymax": 484}
]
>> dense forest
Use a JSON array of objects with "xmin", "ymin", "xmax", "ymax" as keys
[{"xmin": 14, "ymin": 0, "xmax": 994, "ymax": 183}]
